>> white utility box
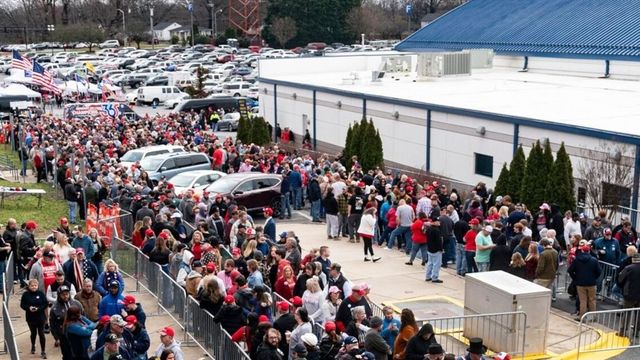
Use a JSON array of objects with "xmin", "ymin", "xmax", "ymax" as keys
[{"xmin": 464, "ymin": 271, "xmax": 551, "ymax": 356}]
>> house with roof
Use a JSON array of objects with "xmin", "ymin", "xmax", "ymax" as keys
[
  {"xmin": 152, "ymin": 22, "xmax": 182, "ymax": 41},
  {"xmin": 258, "ymin": 0, "xmax": 640, "ymax": 221}
]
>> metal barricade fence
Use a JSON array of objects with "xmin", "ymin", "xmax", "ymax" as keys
[
  {"xmin": 597, "ymin": 260, "xmax": 620, "ymax": 302},
  {"xmin": 110, "ymin": 237, "xmax": 139, "ymax": 287},
  {"xmin": 157, "ymin": 265, "xmax": 187, "ymax": 334},
  {"xmin": 416, "ymin": 311, "xmax": 527, "ymax": 358},
  {"xmin": 371, "ymin": 301, "xmax": 386, "ymax": 319},
  {"xmin": 139, "ymin": 253, "xmax": 159, "ymax": 297},
  {"xmin": 186, "ymin": 295, "xmax": 251, "ymax": 360},
  {"xmin": 577, "ymin": 307, "xmax": 640, "ymax": 358},
  {"xmin": 3, "ymin": 252, "xmax": 15, "ymax": 306},
  {"xmin": 2, "ymin": 302, "xmax": 20, "ymax": 359}
]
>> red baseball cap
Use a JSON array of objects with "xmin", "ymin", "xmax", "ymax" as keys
[
  {"xmin": 224, "ymin": 295, "xmax": 235, "ymax": 304},
  {"xmin": 25, "ymin": 221, "xmax": 38, "ymax": 230},
  {"xmin": 258, "ymin": 315, "xmax": 270, "ymax": 323},
  {"xmin": 123, "ymin": 295, "xmax": 136, "ymax": 305},
  {"xmin": 206, "ymin": 263, "xmax": 216, "ymax": 272},
  {"xmin": 469, "ymin": 218, "xmax": 480, "ymax": 225},
  {"xmin": 324, "ymin": 321, "xmax": 336, "ymax": 333},
  {"xmin": 145, "ymin": 229, "xmax": 155, "ymax": 237},
  {"xmin": 160, "ymin": 326, "xmax": 175, "ymax": 338},
  {"xmin": 124, "ymin": 315, "xmax": 137, "ymax": 329},
  {"xmin": 276, "ymin": 301, "xmax": 290, "ymax": 312},
  {"xmin": 289, "ymin": 296, "xmax": 303, "ymax": 307}
]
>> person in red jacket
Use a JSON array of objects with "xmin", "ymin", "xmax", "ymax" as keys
[
  {"xmin": 406, "ymin": 212, "xmax": 429, "ymax": 266},
  {"xmin": 464, "ymin": 218, "xmax": 481, "ymax": 273}
]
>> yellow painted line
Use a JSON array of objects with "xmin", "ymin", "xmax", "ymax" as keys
[{"xmin": 384, "ymin": 296, "xmax": 631, "ymax": 360}]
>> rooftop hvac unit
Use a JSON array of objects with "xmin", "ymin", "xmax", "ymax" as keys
[
  {"xmin": 469, "ymin": 49, "xmax": 495, "ymax": 69},
  {"xmin": 417, "ymin": 51, "xmax": 471, "ymax": 78}
]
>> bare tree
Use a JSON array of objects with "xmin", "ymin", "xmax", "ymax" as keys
[
  {"xmin": 577, "ymin": 142, "xmax": 635, "ymax": 219},
  {"xmin": 270, "ymin": 16, "xmax": 297, "ymax": 48}
]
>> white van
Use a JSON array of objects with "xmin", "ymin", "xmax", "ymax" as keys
[
  {"xmin": 137, "ymin": 86, "xmax": 184, "ymax": 106},
  {"xmin": 222, "ymin": 82, "xmax": 252, "ymax": 97},
  {"xmin": 119, "ymin": 145, "xmax": 185, "ymax": 169}
]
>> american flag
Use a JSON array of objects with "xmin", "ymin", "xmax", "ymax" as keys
[
  {"xmin": 32, "ymin": 61, "xmax": 59, "ymax": 94},
  {"xmin": 11, "ymin": 50, "xmax": 32, "ymax": 71}
]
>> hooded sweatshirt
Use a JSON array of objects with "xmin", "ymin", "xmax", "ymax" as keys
[
  {"xmin": 155, "ymin": 340, "xmax": 184, "ymax": 360},
  {"xmin": 404, "ymin": 324, "xmax": 438, "ymax": 360},
  {"xmin": 177, "ymin": 250, "xmax": 194, "ymax": 286}
]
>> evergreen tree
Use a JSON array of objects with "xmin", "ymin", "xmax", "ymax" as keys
[
  {"xmin": 546, "ymin": 143, "xmax": 576, "ymax": 212},
  {"xmin": 236, "ymin": 116, "xmax": 250, "ymax": 144},
  {"xmin": 348, "ymin": 120, "xmax": 362, "ymax": 169},
  {"xmin": 542, "ymin": 139, "xmax": 555, "ymax": 181},
  {"xmin": 494, "ymin": 163, "xmax": 510, "ymax": 198},
  {"xmin": 508, "ymin": 146, "xmax": 526, "ymax": 202},
  {"xmin": 520, "ymin": 141, "xmax": 547, "ymax": 209},
  {"xmin": 343, "ymin": 123, "xmax": 354, "ymax": 169},
  {"xmin": 251, "ymin": 117, "xmax": 272, "ymax": 146}
]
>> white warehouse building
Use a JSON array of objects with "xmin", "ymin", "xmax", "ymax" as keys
[{"xmin": 258, "ymin": 0, "xmax": 640, "ymax": 216}]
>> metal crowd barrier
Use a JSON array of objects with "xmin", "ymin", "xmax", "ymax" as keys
[
  {"xmin": 2, "ymin": 253, "xmax": 15, "ymax": 306},
  {"xmin": 2, "ymin": 301, "xmax": 20, "ymax": 359},
  {"xmin": 157, "ymin": 265, "xmax": 187, "ymax": 334},
  {"xmin": 577, "ymin": 307, "xmax": 640, "ymax": 358},
  {"xmin": 416, "ymin": 311, "xmax": 527, "ymax": 358},
  {"xmin": 186, "ymin": 296, "xmax": 251, "ymax": 360},
  {"xmin": 597, "ymin": 260, "xmax": 620, "ymax": 303}
]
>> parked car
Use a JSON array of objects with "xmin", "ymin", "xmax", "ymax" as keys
[
  {"xmin": 137, "ymin": 85, "xmax": 183, "ymax": 106},
  {"xmin": 169, "ymin": 170, "xmax": 226, "ymax": 195},
  {"xmin": 217, "ymin": 112, "xmax": 241, "ymax": 131},
  {"xmin": 140, "ymin": 152, "xmax": 212, "ymax": 183},
  {"xmin": 165, "ymin": 94, "xmax": 190, "ymax": 109},
  {"xmin": 119, "ymin": 145, "xmax": 185, "ymax": 169},
  {"xmin": 99, "ymin": 39, "xmax": 120, "ymax": 49},
  {"xmin": 204, "ymin": 173, "xmax": 283, "ymax": 216},
  {"xmin": 144, "ymin": 75, "xmax": 169, "ymax": 87}
]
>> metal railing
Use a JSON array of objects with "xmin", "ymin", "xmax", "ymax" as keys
[
  {"xmin": 157, "ymin": 264, "xmax": 187, "ymax": 335},
  {"xmin": 416, "ymin": 311, "xmax": 528, "ymax": 358},
  {"xmin": 577, "ymin": 307, "xmax": 640, "ymax": 358},
  {"xmin": 2, "ymin": 301, "xmax": 20, "ymax": 359},
  {"xmin": 186, "ymin": 296, "xmax": 251, "ymax": 360},
  {"xmin": 597, "ymin": 260, "xmax": 620, "ymax": 303},
  {"xmin": 2, "ymin": 253, "xmax": 15, "ymax": 306}
]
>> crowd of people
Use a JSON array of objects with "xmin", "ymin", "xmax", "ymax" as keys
[{"xmin": 3, "ymin": 107, "xmax": 640, "ymax": 359}]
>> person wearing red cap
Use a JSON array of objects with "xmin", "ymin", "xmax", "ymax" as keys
[
  {"xmin": 154, "ymin": 326, "xmax": 184, "ymax": 360},
  {"xmin": 122, "ymin": 294, "xmax": 147, "ymax": 328},
  {"xmin": 263, "ymin": 207, "xmax": 277, "ymax": 241},
  {"xmin": 124, "ymin": 315, "xmax": 150, "ymax": 360},
  {"xmin": 463, "ymin": 218, "xmax": 481, "ymax": 274},
  {"xmin": 19, "ymin": 221, "xmax": 40, "ymax": 287},
  {"xmin": 214, "ymin": 294, "xmax": 246, "ymax": 335},
  {"xmin": 57, "ymin": 217, "xmax": 72, "ymax": 237},
  {"xmin": 567, "ymin": 242, "xmax": 601, "ymax": 320}
]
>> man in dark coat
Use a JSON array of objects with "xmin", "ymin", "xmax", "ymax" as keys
[
  {"xmin": 568, "ymin": 244, "xmax": 601, "ymax": 319},
  {"xmin": 255, "ymin": 328, "xmax": 284, "ymax": 360},
  {"xmin": 618, "ymin": 253, "xmax": 640, "ymax": 338},
  {"xmin": 405, "ymin": 323, "xmax": 438, "ymax": 360}
]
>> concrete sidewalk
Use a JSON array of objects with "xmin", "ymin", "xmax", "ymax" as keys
[{"xmin": 281, "ymin": 215, "xmax": 612, "ymax": 358}]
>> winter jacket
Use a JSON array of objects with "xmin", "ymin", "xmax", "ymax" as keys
[
  {"xmin": 75, "ymin": 290, "xmax": 102, "ymax": 322},
  {"xmin": 51, "ymin": 299, "xmax": 84, "ymax": 339},
  {"xmin": 234, "ymin": 286, "xmax": 255, "ymax": 315},
  {"xmin": 536, "ymin": 247, "xmax": 559, "ymax": 280},
  {"xmin": 411, "ymin": 219, "xmax": 428, "ymax": 244},
  {"xmin": 89, "ymin": 346, "xmax": 131, "ymax": 360},
  {"xmin": 393, "ymin": 325, "xmax": 417, "ymax": 360},
  {"xmin": 96, "ymin": 271, "xmax": 125, "ymax": 296},
  {"xmin": 129, "ymin": 325, "xmax": 151, "ymax": 360},
  {"xmin": 568, "ymin": 251, "xmax": 601, "ymax": 287},
  {"xmin": 20, "ymin": 289, "xmax": 48, "ymax": 324},
  {"xmin": 124, "ymin": 303, "xmax": 147, "ymax": 328},
  {"xmin": 307, "ymin": 178, "xmax": 322, "ymax": 202},
  {"xmin": 618, "ymin": 262, "xmax": 640, "ymax": 301},
  {"xmin": 66, "ymin": 317, "xmax": 96, "ymax": 359},
  {"xmin": 323, "ymin": 195, "xmax": 339, "ymax": 216},
  {"xmin": 98, "ymin": 292, "xmax": 124, "ymax": 317},
  {"xmin": 214, "ymin": 303, "xmax": 246, "ymax": 334},
  {"xmin": 364, "ymin": 329, "xmax": 391, "ymax": 360},
  {"xmin": 71, "ymin": 235, "xmax": 95, "ymax": 260},
  {"xmin": 64, "ymin": 259, "xmax": 99, "ymax": 290},
  {"xmin": 256, "ymin": 342, "xmax": 284, "ymax": 360},
  {"xmin": 489, "ymin": 245, "xmax": 512, "ymax": 272},
  {"xmin": 405, "ymin": 324, "xmax": 438, "ymax": 360},
  {"xmin": 426, "ymin": 226, "xmax": 443, "ymax": 253},
  {"xmin": 594, "ymin": 237, "xmax": 621, "ymax": 265},
  {"xmin": 357, "ymin": 214, "xmax": 377, "ymax": 237}
]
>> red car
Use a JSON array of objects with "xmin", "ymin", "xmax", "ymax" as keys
[
  {"xmin": 248, "ymin": 46, "xmax": 261, "ymax": 53},
  {"xmin": 204, "ymin": 173, "xmax": 283, "ymax": 217},
  {"xmin": 217, "ymin": 54, "xmax": 234, "ymax": 63}
]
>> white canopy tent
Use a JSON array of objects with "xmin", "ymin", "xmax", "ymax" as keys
[{"xmin": 0, "ymin": 83, "xmax": 41, "ymax": 99}]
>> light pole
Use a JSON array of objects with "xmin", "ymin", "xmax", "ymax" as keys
[
  {"xmin": 214, "ymin": 9, "xmax": 222, "ymax": 37},
  {"xmin": 150, "ymin": 7, "xmax": 155, "ymax": 50},
  {"xmin": 47, "ymin": 24, "xmax": 55, "ymax": 55},
  {"xmin": 116, "ymin": 9, "xmax": 126, "ymax": 44},
  {"xmin": 188, "ymin": 2, "xmax": 194, "ymax": 46}
]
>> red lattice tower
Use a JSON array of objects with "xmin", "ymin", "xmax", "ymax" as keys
[{"xmin": 228, "ymin": 0, "xmax": 261, "ymax": 37}]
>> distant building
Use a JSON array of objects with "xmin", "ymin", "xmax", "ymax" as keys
[{"xmin": 152, "ymin": 22, "xmax": 182, "ymax": 41}]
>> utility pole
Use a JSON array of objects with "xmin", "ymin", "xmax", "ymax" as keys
[
  {"xmin": 116, "ymin": 9, "xmax": 126, "ymax": 44},
  {"xmin": 188, "ymin": 2, "xmax": 194, "ymax": 46},
  {"xmin": 208, "ymin": 2, "xmax": 215, "ymax": 41},
  {"xmin": 150, "ymin": 7, "xmax": 155, "ymax": 50}
]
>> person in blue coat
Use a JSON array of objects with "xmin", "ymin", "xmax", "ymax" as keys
[
  {"xmin": 90, "ymin": 333, "xmax": 131, "ymax": 360},
  {"xmin": 380, "ymin": 306, "xmax": 401, "ymax": 351},
  {"xmin": 99, "ymin": 281, "xmax": 125, "ymax": 317},
  {"xmin": 65, "ymin": 306, "xmax": 96, "ymax": 360},
  {"xmin": 71, "ymin": 227, "xmax": 95, "ymax": 260},
  {"xmin": 96, "ymin": 259, "xmax": 125, "ymax": 296},
  {"xmin": 263, "ymin": 207, "xmax": 276, "ymax": 241}
]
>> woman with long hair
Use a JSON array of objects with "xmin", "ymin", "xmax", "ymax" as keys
[
  {"xmin": 20, "ymin": 278, "xmax": 48, "ymax": 359},
  {"xmin": 190, "ymin": 230, "xmax": 204, "ymax": 260},
  {"xmin": 253, "ymin": 285, "xmax": 273, "ymax": 320},
  {"xmin": 525, "ymin": 242, "xmax": 540, "ymax": 281},
  {"xmin": 132, "ymin": 220, "xmax": 144, "ymax": 248},
  {"xmin": 243, "ymin": 240, "xmax": 258, "ymax": 260},
  {"xmin": 198, "ymin": 277, "xmax": 224, "ymax": 316},
  {"xmin": 393, "ymin": 308, "xmax": 419, "ymax": 360},
  {"xmin": 509, "ymin": 252, "xmax": 528, "ymax": 279},
  {"xmin": 321, "ymin": 286, "xmax": 342, "ymax": 323},
  {"xmin": 357, "ymin": 207, "xmax": 381, "ymax": 262},
  {"xmin": 64, "ymin": 305, "xmax": 96, "ymax": 360},
  {"xmin": 294, "ymin": 262, "xmax": 316, "ymax": 298},
  {"xmin": 87, "ymin": 228, "xmax": 106, "ymax": 274},
  {"xmin": 302, "ymin": 276, "xmax": 325, "ymax": 323},
  {"xmin": 318, "ymin": 321, "xmax": 342, "ymax": 359},
  {"xmin": 274, "ymin": 264, "xmax": 296, "ymax": 300},
  {"xmin": 53, "ymin": 234, "xmax": 73, "ymax": 264},
  {"xmin": 149, "ymin": 233, "xmax": 171, "ymax": 273},
  {"xmin": 513, "ymin": 236, "xmax": 532, "ymax": 259}
]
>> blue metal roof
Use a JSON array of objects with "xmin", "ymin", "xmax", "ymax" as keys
[{"xmin": 395, "ymin": 0, "xmax": 640, "ymax": 61}]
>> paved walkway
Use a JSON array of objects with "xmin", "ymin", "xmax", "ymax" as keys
[{"xmin": 280, "ymin": 213, "xmax": 625, "ymax": 359}]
